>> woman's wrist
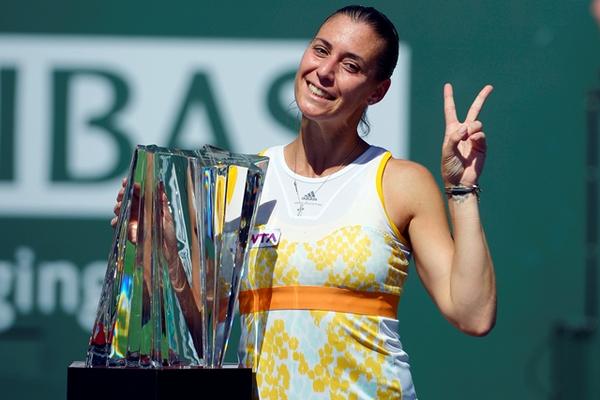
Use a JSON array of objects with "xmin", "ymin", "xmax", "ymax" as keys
[{"xmin": 444, "ymin": 184, "xmax": 481, "ymax": 203}]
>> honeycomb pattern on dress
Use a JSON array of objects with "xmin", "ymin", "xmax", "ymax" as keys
[
  {"xmin": 242, "ymin": 225, "xmax": 408, "ymax": 294},
  {"xmin": 240, "ymin": 312, "xmax": 403, "ymax": 399},
  {"xmin": 239, "ymin": 223, "xmax": 411, "ymax": 398}
]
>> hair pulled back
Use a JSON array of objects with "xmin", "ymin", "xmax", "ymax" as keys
[{"xmin": 323, "ymin": 5, "xmax": 399, "ymax": 81}]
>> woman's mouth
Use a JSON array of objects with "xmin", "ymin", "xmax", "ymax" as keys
[{"xmin": 307, "ymin": 82, "xmax": 335, "ymax": 100}]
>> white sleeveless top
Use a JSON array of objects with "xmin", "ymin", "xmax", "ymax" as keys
[{"xmin": 238, "ymin": 145, "xmax": 418, "ymax": 400}]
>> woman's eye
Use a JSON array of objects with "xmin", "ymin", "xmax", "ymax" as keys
[
  {"xmin": 343, "ymin": 63, "xmax": 360, "ymax": 73},
  {"xmin": 313, "ymin": 46, "xmax": 328, "ymax": 56}
]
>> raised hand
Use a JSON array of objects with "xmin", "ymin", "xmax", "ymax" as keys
[{"xmin": 441, "ymin": 83, "xmax": 493, "ymax": 186}]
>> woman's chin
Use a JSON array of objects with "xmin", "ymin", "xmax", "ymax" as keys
[{"xmin": 297, "ymin": 101, "xmax": 336, "ymax": 122}]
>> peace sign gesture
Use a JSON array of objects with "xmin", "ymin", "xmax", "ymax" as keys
[{"xmin": 441, "ymin": 83, "xmax": 493, "ymax": 186}]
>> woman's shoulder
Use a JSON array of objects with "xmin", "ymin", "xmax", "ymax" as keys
[
  {"xmin": 384, "ymin": 156, "xmax": 436, "ymax": 185},
  {"xmin": 382, "ymin": 156, "xmax": 441, "ymax": 215},
  {"xmin": 380, "ymin": 155, "xmax": 443, "ymax": 236}
]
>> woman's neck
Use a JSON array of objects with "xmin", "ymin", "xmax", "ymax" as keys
[{"xmin": 284, "ymin": 118, "xmax": 368, "ymax": 177}]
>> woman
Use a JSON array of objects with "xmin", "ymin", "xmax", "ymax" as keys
[
  {"xmin": 235, "ymin": 5, "xmax": 495, "ymax": 400},
  {"xmin": 112, "ymin": 5, "xmax": 495, "ymax": 399}
]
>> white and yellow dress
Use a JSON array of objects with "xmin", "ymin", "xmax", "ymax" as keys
[{"xmin": 238, "ymin": 145, "xmax": 417, "ymax": 399}]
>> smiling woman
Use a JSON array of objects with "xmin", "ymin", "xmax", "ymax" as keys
[
  {"xmin": 233, "ymin": 4, "xmax": 496, "ymax": 400},
  {"xmin": 109, "ymin": 4, "xmax": 497, "ymax": 399},
  {"xmin": 293, "ymin": 14, "xmax": 390, "ymax": 127}
]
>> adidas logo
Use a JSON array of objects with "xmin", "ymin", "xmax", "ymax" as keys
[{"xmin": 301, "ymin": 191, "xmax": 318, "ymax": 201}]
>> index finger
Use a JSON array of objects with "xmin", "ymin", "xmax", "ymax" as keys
[
  {"xmin": 443, "ymin": 83, "xmax": 458, "ymax": 124},
  {"xmin": 465, "ymin": 85, "xmax": 494, "ymax": 122}
]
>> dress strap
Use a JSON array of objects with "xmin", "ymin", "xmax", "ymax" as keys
[{"xmin": 375, "ymin": 151, "xmax": 410, "ymax": 247}]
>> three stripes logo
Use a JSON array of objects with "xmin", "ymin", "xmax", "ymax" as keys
[{"xmin": 301, "ymin": 191, "xmax": 318, "ymax": 201}]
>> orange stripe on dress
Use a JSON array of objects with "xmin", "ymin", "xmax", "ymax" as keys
[{"xmin": 238, "ymin": 286, "xmax": 399, "ymax": 318}]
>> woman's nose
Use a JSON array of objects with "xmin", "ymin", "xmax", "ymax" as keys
[{"xmin": 316, "ymin": 59, "xmax": 335, "ymax": 85}]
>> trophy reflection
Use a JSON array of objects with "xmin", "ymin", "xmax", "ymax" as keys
[{"xmin": 86, "ymin": 145, "xmax": 268, "ymax": 368}]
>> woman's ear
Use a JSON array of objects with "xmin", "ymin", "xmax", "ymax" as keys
[{"xmin": 367, "ymin": 79, "xmax": 391, "ymax": 105}]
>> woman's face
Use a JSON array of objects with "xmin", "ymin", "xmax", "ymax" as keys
[{"xmin": 294, "ymin": 14, "xmax": 390, "ymax": 125}]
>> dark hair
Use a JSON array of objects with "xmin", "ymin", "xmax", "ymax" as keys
[{"xmin": 324, "ymin": 5, "xmax": 399, "ymax": 81}]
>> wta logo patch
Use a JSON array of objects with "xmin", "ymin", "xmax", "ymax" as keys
[{"xmin": 249, "ymin": 229, "xmax": 281, "ymax": 248}]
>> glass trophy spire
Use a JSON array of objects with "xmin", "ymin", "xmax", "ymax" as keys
[{"xmin": 86, "ymin": 145, "xmax": 268, "ymax": 368}]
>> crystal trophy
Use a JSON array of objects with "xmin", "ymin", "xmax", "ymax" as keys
[{"xmin": 85, "ymin": 144, "xmax": 268, "ymax": 368}]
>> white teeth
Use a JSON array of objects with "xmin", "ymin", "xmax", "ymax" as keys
[{"xmin": 308, "ymin": 82, "xmax": 332, "ymax": 99}]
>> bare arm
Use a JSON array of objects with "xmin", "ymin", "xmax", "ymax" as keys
[{"xmin": 384, "ymin": 84, "xmax": 496, "ymax": 336}]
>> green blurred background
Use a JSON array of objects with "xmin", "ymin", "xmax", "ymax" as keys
[{"xmin": 1, "ymin": 1, "xmax": 599, "ymax": 398}]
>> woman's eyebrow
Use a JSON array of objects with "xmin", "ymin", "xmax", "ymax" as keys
[
  {"xmin": 313, "ymin": 37, "xmax": 332, "ymax": 48},
  {"xmin": 313, "ymin": 37, "xmax": 366, "ymax": 64}
]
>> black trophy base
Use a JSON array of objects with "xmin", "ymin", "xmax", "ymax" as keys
[{"xmin": 67, "ymin": 361, "xmax": 257, "ymax": 400}]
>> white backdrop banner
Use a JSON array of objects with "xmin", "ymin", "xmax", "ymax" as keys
[{"xmin": 0, "ymin": 35, "xmax": 410, "ymax": 217}]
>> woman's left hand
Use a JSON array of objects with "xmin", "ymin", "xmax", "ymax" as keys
[{"xmin": 441, "ymin": 83, "xmax": 493, "ymax": 186}]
